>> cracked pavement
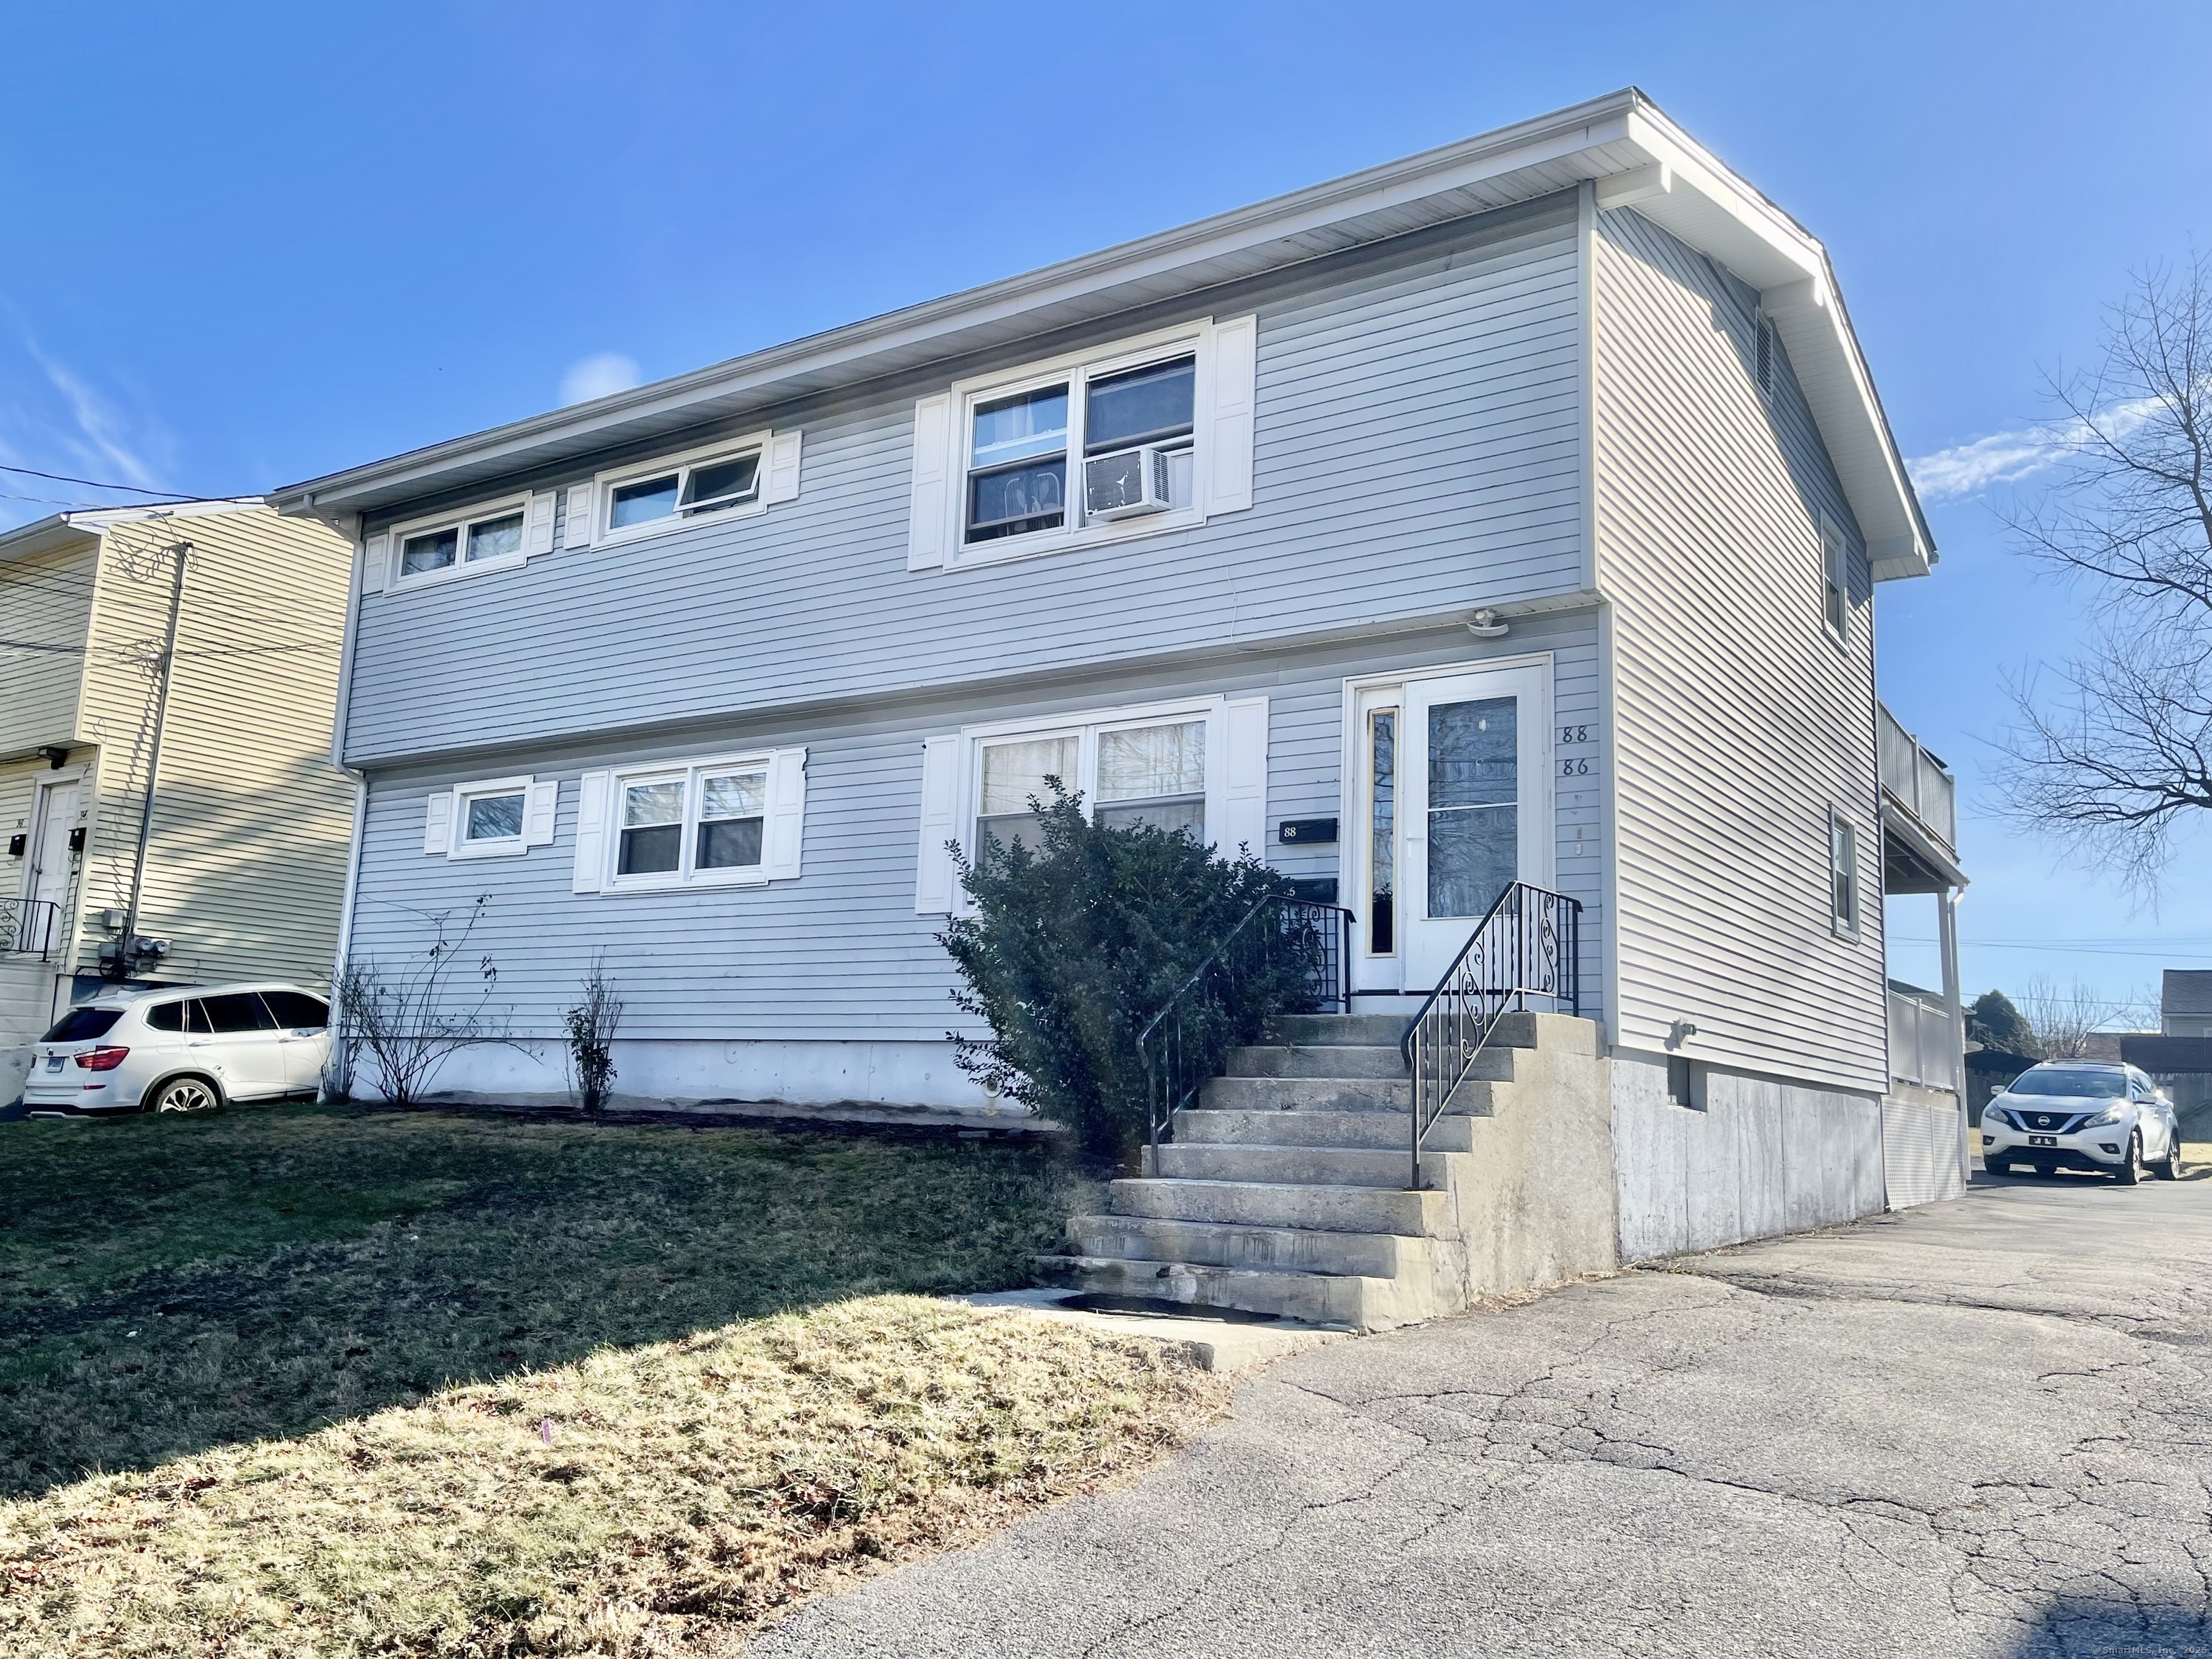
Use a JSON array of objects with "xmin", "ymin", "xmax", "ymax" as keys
[{"xmin": 754, "ymin": 1172, "xmax": 2212, "ymax": 1657}]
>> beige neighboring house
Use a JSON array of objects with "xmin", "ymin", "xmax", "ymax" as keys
[{"xmin": 1, "ymin": 500, "xmax": 356, "ymax": 1105}]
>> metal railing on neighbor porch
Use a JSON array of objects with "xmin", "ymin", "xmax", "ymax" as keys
[
  {"xmin": 1402, "ymin": 881, "xmax": 1582, "ymax": 1190},
  {"xmin": 1878, "ymin": 702, "xmax": 1957, "ymax": 852},
  {"xmin": 1137, "ymin": 896, "xmax": 1354, "ymax": 1163},
  {"xmin": 2, "ymin": 898, "xmax": 62, "ymax": 961}
]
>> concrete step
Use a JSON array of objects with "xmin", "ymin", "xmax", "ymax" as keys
[
  {"xmin": 1200, "ymin": 1075, "xmax": 1411, "ymax": 1114},
  {"xmin": 1226, "ymin": 1043, "xmax": 1407, "ymax": 1080},
  {"xmin": 1109, "ymin": 1175, "xmax": 1449, "ymax": 1236},
  {"xmin": 1156, "ymin": 1141, "xmax": 1451, "ymax": 1190},
  {"xmin": 1033, "ymin": 1254, "xmax": 1399, "ymax": 1330},
  {"xmin": 1172, "ymin": 1107, "xmax": 1480, "ymax": 1153},
  {"xmin": 1273, "ymin": 1013, "xmax": 1411, "ymax": 1047},
  {"xmin": 1483, "ymin": 1009, "xmax": 1601, "ymax": 1055},
  {"xmin": 1067, "ymin": 1213, "xmax": 1412, "ymax": 1278}
]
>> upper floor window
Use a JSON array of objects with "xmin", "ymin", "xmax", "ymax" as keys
[
  {"xmin": 1828, "ymin": 809, "xmax": 1860, "ymax": 935},
  {"xmin": 598, "ymin": 437, "xmax": 765, "ymax": 544},
  {"xmin": 375, "ymin": 493, "xmax": 554, "ymax": 593},
  {"xmin": 906, "ymin": 315, "xmax": 1256, "ymax": 573},
  {"xmin": 1820, "ymin": 516, "xmax": 1850, "ymax": 643}
]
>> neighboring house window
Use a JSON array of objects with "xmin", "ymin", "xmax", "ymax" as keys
[
  {"xmin": 1820, "ymin": 515, "xmax": 1850, "ymax": 642},
  {"xmin": 905, "ymin": 315, "xmax": 1258, "ymax": 572},
  {"xmin": 913, "ymin": 696, "xmax": 1269, "ymax": 914},
  {"xmin": 424, "ymin": 777, "xmax": 559, "ymax": 859},
  {"xmin": 1828, "ymin": 809, "xmax": 1860, "ymax": 935},
  {"xmin": 572, "ymin": 749, "xmax": 806, "ymax": 894},
  {"xmin": 376, "ymin": 493, "xmax": 556, "ymax": 593},
  {"xmin": 572, "ymin": 430, "xmax": 802, "ymax": 549}
]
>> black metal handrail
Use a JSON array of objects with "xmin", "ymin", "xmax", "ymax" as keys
[
  {"xmin": 1, "ymin": 897, "xmax": 62, "ymax": 961},
  {"xmin": 1401, "ymin": 881, "xmax": 1581, "ymax": 1188},
  {"xmin": 1137, "ymin": 896, "xmax": 1354, "ymax": 1164}
]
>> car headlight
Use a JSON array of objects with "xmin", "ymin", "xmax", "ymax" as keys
[
  {"xmin": 2083, "ymin": 1106, "xmax": 2125, "ymax": 1129},
  {"xmin": 1983, "ymin": 1107, "xmax": 2013, "ymax": 1130}
]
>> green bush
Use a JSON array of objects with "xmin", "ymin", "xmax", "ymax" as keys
[{"xmin": 940, "ymin": 782, "xmax": 1322, "ymax": 1161}]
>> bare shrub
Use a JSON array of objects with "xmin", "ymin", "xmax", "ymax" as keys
[
  {"xmin": 333, "ymin": 896, "xmax": 510, "ymax": 1107},
  {"xmin": 565, "ymin": 955, "xmax": 625, "ymax": 1115}
]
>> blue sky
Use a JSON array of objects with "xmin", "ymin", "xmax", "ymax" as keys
[{"xmin": 6, "ymin": 1, "xmax": 2209, "ymax": 1016}]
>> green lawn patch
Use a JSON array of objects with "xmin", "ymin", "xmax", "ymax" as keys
[{"xmin": 0, "ymin": 1106, "xmax": 1226, "ymax": 1654}]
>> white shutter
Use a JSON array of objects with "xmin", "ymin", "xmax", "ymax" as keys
[
  {"xmin": 524, "ymin": 490, "xmax": 557, "ymax": 557},
  {"xmin": 763, "ymin": 747, "xmax": 807, "ymax": 880},
  {"xmin": 522, "ymin": 778, "xmax": 559, "ymax": 847},
  {"xmin": 572, "ymin": 770, "xmax": 611, "ymax": 892},
  {"xmin": 361, "ymin": 531, "xmax": 390, "ymax": 593},
  {"xmin": 563, "ymin": 483, "xmax": 596, "ymax": 549},
  {"xmin": 907, "ymin": 392, "xmax": 954, "ymax": 571},
  {"xmin": 763, "ymin": 430, "xmax": 803, "ymax": 503},
  {"xmin": 423, "ymin": 790, "xmax": 455, "ymax": 855},
  {"xmin": 1205, "ymin": 315, "xmax": 1258, "ymax": 516},
  {"xmin": 1216, "ymin": 696, "xmax": 1269, "ymax": 856},
  {"xmin": 914, "ymin": 734, "xmax": 963, "ymax": 914}
]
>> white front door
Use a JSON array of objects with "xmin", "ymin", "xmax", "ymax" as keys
[
  {"xmin": 1399, "ymin": 665, "xmax": 1553, "ymax": 989},
  {"xmin": 21, "ymin": 781, "xmax": 80, "ymax": 949}
]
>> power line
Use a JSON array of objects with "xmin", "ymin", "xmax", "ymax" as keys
[{"xmin": 0, "ymin": 462, "xmax": 213, "ymax": 501}]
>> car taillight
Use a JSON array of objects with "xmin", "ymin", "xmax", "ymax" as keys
[{"xmin": 75, "ymin": 1047, "xmax": 130, "ymax": 1071}]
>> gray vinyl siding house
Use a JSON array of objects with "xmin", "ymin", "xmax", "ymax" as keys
[{"xmin": 279, "ymin": 90, "xmax": 1967, "ymax": 1258}]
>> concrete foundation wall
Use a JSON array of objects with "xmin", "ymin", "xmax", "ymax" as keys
[{"xmin": 1610, "ymin": 1050, "xmax": 1885, "ymax": 1261}]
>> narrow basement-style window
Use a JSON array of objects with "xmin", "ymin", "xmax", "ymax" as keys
[
  {"xmin": 1666, "ymin": 1053, "xmax": 1701, "ymax": 1110},
  {"xmin": 1828, "ymin": 810, "xmax": 1860, "ymax": 935}
]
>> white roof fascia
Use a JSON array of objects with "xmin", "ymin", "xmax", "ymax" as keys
[{"xmin": 274, "ymin": 91, "xmax": 1930, "ymax": 577}]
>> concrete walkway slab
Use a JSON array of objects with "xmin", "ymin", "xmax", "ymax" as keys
[{"xmin": 950, "ymin": 1287, "xmax": 1351, "ymax": 1374}]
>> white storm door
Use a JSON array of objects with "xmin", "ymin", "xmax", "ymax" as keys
[{"xmin": 1400, "ymin": 665, "xmax": 1552, "ymax": 989}]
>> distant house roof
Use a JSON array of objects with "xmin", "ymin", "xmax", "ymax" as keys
[
  {"xmin": 2123, "ymin": 1035, "xmax": 2212, "ymax": 1074},
  {"xmin": 271, "ymin": 89, "xmax": 1933, "ymax": 580},
  {"xmin": 2164, "ymin": 970, "xmax": 2212, "ymax": 1020}
]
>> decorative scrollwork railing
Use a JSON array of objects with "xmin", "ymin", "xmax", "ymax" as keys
[
  {"xmin": 1401, "ymin": 881, "xmax": 1581, "ymax": 1189},
  {"xmin": 1137, "ymin": 897, "xmax": 1354, "ymax": 1164},
  {"xmin": 1, "ymin": 897, "xmax": 61, "ymax": 961}
]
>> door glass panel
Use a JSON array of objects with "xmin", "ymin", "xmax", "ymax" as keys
[
  {"xmin": 1427, "ymin": 696, "xmax": 1516, "ymax": 919},
  {"xmin": 978, "ymin": 736, "xmax": 1076, "ymax": 853},
  {"xmin": 1368, "ymin": 711, "xmax": 1396, "ymax": 954}
]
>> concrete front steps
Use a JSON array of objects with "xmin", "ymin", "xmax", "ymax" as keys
[{"xmin": 1038, "ymin": 1009, "xmax": 1618, "ymax": 1333}]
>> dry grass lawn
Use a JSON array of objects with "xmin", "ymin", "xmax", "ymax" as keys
[{"xmin": 0, "ymin": 1107, "xmax": 1230, "ymax": 1655}]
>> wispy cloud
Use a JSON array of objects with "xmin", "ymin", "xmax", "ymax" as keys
[
  {"xmin": 559, "ymin": 352, "xmax": 642, "ymax": 406},
  {"xmin": 0, "ymin": 315, "xmax": 183, "ymax": 528},
  {"xmin": 1907, "ymin": 395, "xmax": 2167, "ymax": 503}
]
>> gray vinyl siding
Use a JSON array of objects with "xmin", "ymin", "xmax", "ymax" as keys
[
  {"xmin": 343, "ymin": 617, "xmax": 1605, "ymax": 1043},
  {"xmin": 343, "ymin": 194, "xmax": 1586, "ymax": 765},
  {"xmin": 1593, "ymin": 207, "xmax": 1887, "ymax": 1093}
]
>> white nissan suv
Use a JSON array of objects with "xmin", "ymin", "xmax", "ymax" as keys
[
  {"xmin": 22, "ymin": 983, "xmax": 332, "ymax": 1116},
  {"xmin": 1982, "ymin": 1060, "xmax": 2182, "ymax": 1183}
]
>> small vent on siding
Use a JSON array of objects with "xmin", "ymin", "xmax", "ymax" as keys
[{"xmin": 1755, "ymin": 315, "xmax": 1775, "ymax": 394}]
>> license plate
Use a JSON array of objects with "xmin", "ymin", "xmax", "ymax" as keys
[
  {"xmin": 2029, "ymin": 1134, "xmax": 2058, "ymax": 1147},
  {"xmin": 44, "ymin": 1056, "xmax": 62, "ymax": 1072}
]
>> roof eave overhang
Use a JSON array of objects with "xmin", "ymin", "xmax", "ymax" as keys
[{"xmin": 272, "ymin": 89, "xmax": 1932, "ymax": 576}]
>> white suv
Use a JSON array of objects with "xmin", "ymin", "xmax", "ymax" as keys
[
  {"xmin": 22, "ymin": 983, "xmax": 332, "ymax": 1116},
  {"xmin": 1982, "ymin": 1060, "xmax": 2182, "ymax": 1183}
]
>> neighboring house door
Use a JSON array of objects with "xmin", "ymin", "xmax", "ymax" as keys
[
  {"xmin": 21, "ymin": 778, "xmax": 81, "ymax": 951},
  {"xmin": 1394, "ymin": 662, "xmax": 1554, "ymax": 991}
]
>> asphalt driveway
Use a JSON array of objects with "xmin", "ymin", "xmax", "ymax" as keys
[{"xmin": 755, "ymin": 1169, "xmax": 2212, "ymax": 1658}]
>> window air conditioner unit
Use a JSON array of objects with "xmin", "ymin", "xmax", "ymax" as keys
[{"xmin": 1084, "ymin": 446, "xmax": 1173, "ymax": 521}]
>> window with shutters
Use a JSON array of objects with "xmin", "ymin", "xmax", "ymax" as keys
[
  {"xmin": 572, "ymin": 749, "xmax": 806, "ymax": 894},
  {"xmin": 577, "ymin": 429, "xmax": 799, "ymax": 549},
  {"xmin": 913, "ymin": 696, "xmax": 1268, "ymax": 914},
  {"xmin": 382, "ymin": 492, "xmax": 549, "ymax": 593},
  {"xmin": 906, "ymin": 315, "xmax": 1256, "ymax": 572},
  {"xmin": 428, "ymin": 776, "xmax": 558, "ymax": 860}
]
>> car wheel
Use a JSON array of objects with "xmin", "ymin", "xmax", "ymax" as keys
[
  {"xmin": 2115, "ymin": 1133, "xmax": 2144, "ymax": 1185},
  {"xmin": 2154, "ymin": 1137, "xmax": 2183, "ymax": 1180},
  {"xmin": 148, "ymin": 1076, "xmax": 220, "ymax": 1115}
]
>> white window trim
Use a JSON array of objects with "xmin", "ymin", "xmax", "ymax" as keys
[
  {"xmin": 1828, "ymin": 806, "xmax": 1862, "ymax": 938},
  {"xmin": 947, "ymin": 695, "xmax": 1233, "ymax": 914},
  {"xmin": 586, "ymin": 430, "xmax": 775, "ymax": 550},
  {"xmin": 448, "ymin": 775, "xmax": 536, "ymax": 860},
  {"xmin": 385, "ymin": 493, "xmax": 539, "ymax": 594},
  {"xmin": 585, "ymin": 747, "xmax": 799, "ymax": 894},
  {"xmin": 933, "ymin": 319, "xmax": 1234, "ymax": 571}
]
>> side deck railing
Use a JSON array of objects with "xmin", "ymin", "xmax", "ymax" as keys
[
  {"xmin": 1, "ymin": 898, "xmax": 62, "ymax": 961},
  {"xmin": 1401, "ymin": 882, "xmax": 1582, "ymax": 1189},
  {"xmin": 1137, "ymin": 896, "xmax": 1354, "ymax": 1163}
]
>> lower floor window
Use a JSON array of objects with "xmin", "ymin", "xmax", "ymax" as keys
[
  {"xmin": 619, "ymin": 765, "xmax": 768, "ymax": 880},
  {"xmin": 974, "ymin": 716, "xmax": 1206, "ymax": 853}
]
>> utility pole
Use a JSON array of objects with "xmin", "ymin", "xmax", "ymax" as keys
[{"xmin": 116, "ymin": 539, "xmax": 189, "ymax": 978}]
